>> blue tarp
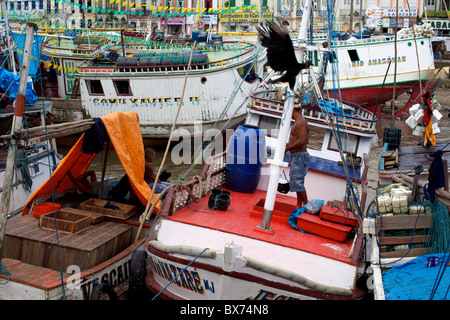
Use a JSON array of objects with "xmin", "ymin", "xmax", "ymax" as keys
[
  {"xmin": 382, "ymin": 253, "xmax": 450, "ymax": 300},
  {"xmin": 0, "ymin": 67, "xmax": 37, "ymax": 105},
  {"xmin": 11, "ymin": 33, "xmax": 46, "ymax": 79}
]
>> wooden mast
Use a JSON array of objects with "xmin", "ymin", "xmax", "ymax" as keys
[{"xmin": 0, "ymin": 23, "xmax": 37, "ymax": 250}]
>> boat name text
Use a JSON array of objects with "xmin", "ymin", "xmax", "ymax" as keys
[
  {"xmin": 352, "ymin": 56, "xmax": 406, "ymax": 68},
  {"xmin": 92, "ymin": 96, "xmax": 200, "ymax": 107},
  {"xmin": 246, "ymin": 289, "xmax": 300, "ymax": 300},
  {"xmin": 148, "ymin": 255, "xmax": 210, "ymax": 295},
  {"xmin": 66, "ymin": 259, "xmax": 131, "ymax": 299}
]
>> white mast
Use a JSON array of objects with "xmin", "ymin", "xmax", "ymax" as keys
[{"xmin": 0, "ymin": 23, "xmax": 37, "ymax": 250}]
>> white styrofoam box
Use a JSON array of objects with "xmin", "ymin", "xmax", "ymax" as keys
[
  {"xmin": 431, "ymin": 99, "xmax": 441, "ymax": 111},
  {"xmin": 414, "ymin": 108, "xmax": 424, "ymax": 123},
  {"xmin": 432, "ymin": 122, "xmax": 441, "ymax": 134},
  {"xmin": 406, "ymin": 115, "xmax": 417, "ymax": 129},
  {"xmin": 432, "ymin": 109, "xmax": 443, "ymax": 122},
  {"xmin": 409, "ymin": 103, "xmax": 421, "ymax": 115},
  {"xmin": 412, "ymin": 125, "xmax": 425, "ymax": 136}
]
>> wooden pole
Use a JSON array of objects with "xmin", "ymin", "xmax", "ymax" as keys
[
  {"xmin": 99, "ymin": 140, "xmax": 110, "ymax": 199},
  {"xmin": 134, "ymin": 42, "xmax": 197, "ymax": 242},
  {"xmin": 0, "ymin": 23, "xmax": 36, "ymax": 250}
]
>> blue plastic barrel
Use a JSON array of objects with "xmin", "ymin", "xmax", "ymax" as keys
[{"xmin": 226, "ymin": 125, "xmax": 266, "ymax": 193}]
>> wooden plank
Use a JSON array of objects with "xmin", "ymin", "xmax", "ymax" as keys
[
  {"xmin": 380, "ymin": 235, "xmax": 430, "ymax": 246},
  {"xmin": 377, "ymin": 214, "xmax": 432, "ymax": 231},
  {"xmin": 380, "ymin": 248, "xmax": 425, "ymax": 259}
]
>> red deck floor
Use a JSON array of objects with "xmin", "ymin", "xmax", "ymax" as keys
[{"xmin": 168, "ymin": 188, "xmax": 358, "ymax": 266}]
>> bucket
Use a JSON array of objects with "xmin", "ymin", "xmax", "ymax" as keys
[
  {"xmin": 277, "ymin": 179, "xmax": 290, "ymax": 194},
  {"xmin": 33, "ymin": 202, "xmax": 61, "ymax": 218},
  {"xmin": 208, "ymin": 189, "xmax": 231, "ymax": 211},
  {"xmin": 225, "ymin": 124, "xmax": 266, "ymax": 193}
]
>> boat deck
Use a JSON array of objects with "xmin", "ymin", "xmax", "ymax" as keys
[
  {"xmin": 2, "ymin": 214, "xmax": 133, "ymax": 272},
  {"xmin": 168, "ymin": 188, "xmax": 360, "ymax": 266}
]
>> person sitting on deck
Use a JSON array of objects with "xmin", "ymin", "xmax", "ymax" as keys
[
  {"xmin": 68, "ymin": 170, "xmax": 97, "ymax": 195},
  {"xmin": 145, "ymin": 147, "xmax": 170, "ymax": 195}
]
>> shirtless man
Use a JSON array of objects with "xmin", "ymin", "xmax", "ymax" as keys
[{"xmin": 285, "ymin": 105, "xmax": 310, "ymax": 208}]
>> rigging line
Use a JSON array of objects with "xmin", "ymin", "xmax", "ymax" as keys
[
  {"xmin": 179, "ymin": 46, "xmax": 265, "ymax": 180},
  {"xmin": 31, "ymin": 35, "xmax": 67, "ymax": 299}
]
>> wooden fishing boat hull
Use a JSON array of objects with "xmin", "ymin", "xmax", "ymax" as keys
[
  {"xmin": 78, "ymin": 52, "xmax": 264, "ymax": 138},
  {"xmin": 145, "ymin": 238, "xmax": 364, "ymax": 300},
  {"xmin": 296, "ymin": 35, "xmax": 438, "ymax": 111},
  {"xmin": 0, "ymin": 236, "xmax": 143, "ymax": 300}
]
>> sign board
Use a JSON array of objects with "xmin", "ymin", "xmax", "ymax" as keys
[
  {"xmin": 219, "ymin": 12, "xmax": 273, "ymax": 23},
  {"xmin": 365, "ymin": 8, "xmax": 384, "ymax": 19},
  {"xmin": 430, "ymin": 19, "xmax": 450, "ymax": 30}
]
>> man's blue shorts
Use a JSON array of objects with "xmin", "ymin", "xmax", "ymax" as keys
[{"xmin": 289, "ymin": 152, "xmax": 310, "ymax": 192}]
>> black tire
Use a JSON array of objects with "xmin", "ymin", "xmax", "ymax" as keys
[
  {"xmin": 90, "ymin": 282, "xmax": 119, "ymax": 300},
  {"xmin": 128, "ymin": 250, "xmax": 147, "ymax": 298}
]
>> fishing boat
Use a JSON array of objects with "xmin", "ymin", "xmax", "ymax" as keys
[
  {"xmin": 0, "ymin": 22, "xmax": 59, "ymax": 216},
  {"xmin": 0, "ymin": 111, "xmax": 161, "ymax": 299},
  {"xmin": 41, "ymin": 32, "xmax": 266, "ymax": 139},
  {"xmin": 288, "ymin": 2, "xmax": 442, "ymax": 116},
  {"xmin": 363, "ymin": 172, "xmax": 450, "ymax": 300},
  {"xmin": 136, "ymin": 13, "xmax": 379, "ymax": 298}
]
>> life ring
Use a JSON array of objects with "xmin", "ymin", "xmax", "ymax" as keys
[
  {"xmin": 196, "ymin": 19, "xmax": 206, "ymax": 29},
  {"xmin": 128, "ymin": 250, "xmax": 147, "ymax": 299},
  {"xmin": 90, "ymin": 281, "xmax": 119, "ymax": 300}
]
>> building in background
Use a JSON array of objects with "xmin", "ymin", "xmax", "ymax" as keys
[{"xmin": 4, "ymin": 0, "xmax": 449, "ymax": 35}]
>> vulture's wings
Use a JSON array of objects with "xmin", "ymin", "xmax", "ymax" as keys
[{"xmin": 257, "ymin": 21, "xmax": 299, "ymax": 74}]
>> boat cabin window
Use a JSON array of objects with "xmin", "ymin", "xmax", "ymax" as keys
[
  {"xmin": 86, "ymin": 80, "xmax": 104, "ymax": 95},
  {"xmin": 328, "ymin": 133, "xmax": 359, "ymax": 155},
  {"xmin": 113, "ymin": 80, "xmax": 132, "ymax": 95},
  {"xmin": 347, "ymin": 49, "xmax": 360, "ymax": 62},
  {"xmin": 258, "ymin": 115, "xmax": 280, "ymax": 138}
]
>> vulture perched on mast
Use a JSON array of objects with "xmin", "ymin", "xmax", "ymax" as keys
[{"xmin": 257, "ymin": 20, "xmax": 312, "ymax": 90}]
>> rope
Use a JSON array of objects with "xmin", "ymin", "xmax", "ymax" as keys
[
  {"xmin": 17, "ymin": 148, "xmax": 32, "ymax": 192},
  {"xmin": 0, "ymin": 260, "xmax": 10, "ymax": 285},
  {"xmin": 151, "ymin": 247, "xmax": 210, "ymax": 300}
]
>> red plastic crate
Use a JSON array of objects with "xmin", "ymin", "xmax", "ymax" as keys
[
  {"xmin": 319, "ymin": 206, "xmax": 358, "ymax": 227},
  {"xmin": 297, "ymin": 213, "xmax": 353, "ymax": 242}
]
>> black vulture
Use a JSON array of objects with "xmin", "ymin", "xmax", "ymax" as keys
[{"xmin": 257, "ymin": 21, "xmax": 312, "ymax": 90}]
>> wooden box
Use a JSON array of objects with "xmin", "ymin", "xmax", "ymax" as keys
[
  {"xmin": 79, "ymin": 198, "xmax": 136, "ymax": 220},
  {"xmin": 377, "ymin": 213, "xmax": 432, "ymax": 259},
  {"xmin": 39, "ymin": 210, "xmax": 91, "ymax": 234},
  {"xmin": 297, "ymin": 213, "xmax": 353, "ymax": 243},
  {"xmin": 60, "ymin": 207, "xmax": 104, "ymax": 224}
]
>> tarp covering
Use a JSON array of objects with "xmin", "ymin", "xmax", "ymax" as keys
[
  {"xmin": 0, "ymin": 67, "xmax": 37, "ymax": 105},
  {"xmin": 382, "ymin": 253, "xmax": 450, "ymax": 300},
  {"xmin": 22, "ymin": 111, "xmax": 161, "ymax": 215},
  {"xmin": 11, "ymin": 33, "xmax": 45, "ymax": 79}
]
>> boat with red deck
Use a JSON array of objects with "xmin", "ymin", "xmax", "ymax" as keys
[{"xmin": 141, "ymin": 62, "xmax": 378, "ymax": 299}]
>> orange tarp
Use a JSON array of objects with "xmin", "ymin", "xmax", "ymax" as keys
[{"xmin": 22, "ymin": 112, "xmax": 160, "ymax": 215}]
